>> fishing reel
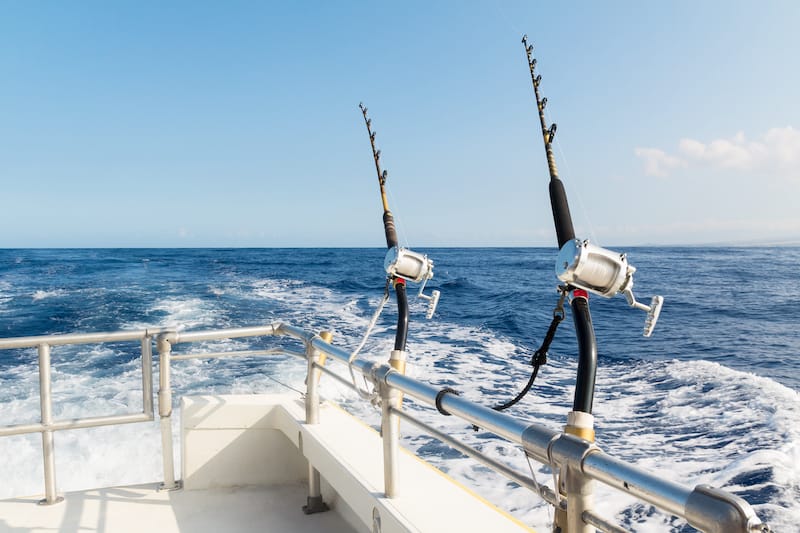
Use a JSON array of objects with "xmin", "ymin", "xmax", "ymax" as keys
[
  {"xmin": 555, "ymin": 239, "xmax": 663, "ymax": 337},
  {"xmin": 384, "ymin": 246, "xmax": 441, "ymax": 319}
]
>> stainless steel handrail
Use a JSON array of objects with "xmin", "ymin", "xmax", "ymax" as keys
[
  {"xmin": 0, "ymin": 323, "xmax": 769, "ymax": 532},
  {"xmin": 300, "ymin": 326, "xmax": 768, "ymax": 533},
  {"xmin": 0, "ymin": 329, "xmax": 160, "ymax": 504},
  {"xmin": 0, "ymin": 328, "xmax": 173, "ymax": 349}
]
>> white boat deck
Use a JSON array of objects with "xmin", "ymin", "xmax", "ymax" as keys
[
  {"xmin": 0, "ymin": 483, "xmax": 355, "ymax": 533},
  {"xmin": 0, "ymin": 395, "xmax": 533, "ymax": 533}
]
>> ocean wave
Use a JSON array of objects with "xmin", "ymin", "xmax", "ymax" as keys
[
  {"xmin": 440, "ymin": 277, "xmax": 481, "ymax": 290},
  {"xmin": 592, "ymin": 359, "xmax": 799, "ymax": 530},
  {"xmin": 31, "ymin": 289, "xmax": 67, "ymax": 301},
  {"xmin": 123, "ymin": 296, "xmax": 225, "ymax": 331},
  {"xmin": 0, "ymin": 281, "xmax": 12, "ymax": 309}
]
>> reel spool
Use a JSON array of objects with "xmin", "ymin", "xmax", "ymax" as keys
[
  {"xmin": 556, "ymin": 239, "xmax": 663, "ymax": 337},
  {"xmin": 384, "ymin": 246, "xmax": 441, "ymax": 319}
]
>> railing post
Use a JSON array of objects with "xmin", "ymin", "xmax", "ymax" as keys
[
  {"xmin": 37, "ymin": 343, "xmax": 63, "ymax": 505},
  {"xmin": 567, "ymin": 411, "xmax": 595, "ymax": 533},
  {"xmin": 564, "ymin": 465, "xmax": 595, "ymax": 533},
  {"xmin": 552, "ymin": 411, "xmax": 597, "ymax": 533},
  {"xmin": 141, "ymin": 335, "xmax": 154, "ymax": 417},
  {"xmin": 156, "ymin": 334, "xmax": 179, "ymax": 490},
  {"xmin": 382, "ymin": 349, "xmax": 406, "ymax": 498},
  {"xmin": 304, "ymin": 331, "xmax": 331, "ymax": 425},
  {"xmin": 303, "ymin": 331, "xmax": 331, "ymax": 514},
  {"xmin": 380, "ymin": 382, "xmax": 401, "ymax": 498}
]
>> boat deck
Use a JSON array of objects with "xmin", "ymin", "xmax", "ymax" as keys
[
  {"xmin": 1, "ymin": 395, "xmax": 534, "ymax": 533},
  {"xmin": 0, "ymin": 483, "xmax": 356, "ymax": 533}
]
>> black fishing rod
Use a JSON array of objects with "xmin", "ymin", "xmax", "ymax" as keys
[
  {"xmin": 360, "ymin": 104, "xmax": 400, "ymax": 250},
  {"xmin": 523, "ymin": 38, "xmax": 574, "ymax": 249},
  {"xmin": 359, "ymin": 103, "xmax": 440, "ymax": 354},
  {"xmin": 521, "ymin": 37, "xmax": 664, "ymax": 532},
  {"xmin": 522, "ymin": 35, "xmax": 663, "ymax": 421},
  {"xmin": 522, "ymin": 35, "xmax": 596, "ymax": 418},
  {"xmin": 359, "ymin": 103, "xmax": 408, "ymax": 351}
]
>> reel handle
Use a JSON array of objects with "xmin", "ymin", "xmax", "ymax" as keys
[
  {"xmin": 419, "ymin": 289, "xmax": 440, "ymax": 319},
  {"xmin": 643, "ymin": 295, "xmax": 664, "ymax": 337},
  {"xmin": 624, "ymin": 290, "xmax": 664, "ymax": 337}
]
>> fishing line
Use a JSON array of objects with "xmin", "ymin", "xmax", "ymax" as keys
[
  {"xmin": 384, "ymin": 180, "xmax": 411, "ymax": 250},
  {"xmin": 347, "ymin": 279, "xmax": 391, "ymax": 401},
  {"xmin": 550, "ymin": 118, "xmax": 599, "ymax": 245},
  {"xmin": 358, "ymin": 102, "xmax": 440, "ymax": 359},
  {"xmin": 518, "ymin": 35, "xmax": 599, "ymax": 246},
  {"xmin": 532, "ymin": 77, "xmax": 599, "ymax": 245},
  {"xmin": 524, "ymin": 452, "xmax": 553, "ymax": 526},
  {"xmin": 263, "ymin": 373, "xmax": 305, "ymax": 397},
  {"xmin": 493, "ymin": 3, "xmax": 525, "ymax": 49}
]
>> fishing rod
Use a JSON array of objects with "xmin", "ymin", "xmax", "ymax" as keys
[
  {"xmin": 521, "ymin": 35, "xmax": 663, "ymax": 420},
  {"xmin": 358, "ymin": 103, "xmax": 440, "ymax": 356},
  {"xmin": 521, "ymin": 35, "xmax": 664, "ymax": 532}
]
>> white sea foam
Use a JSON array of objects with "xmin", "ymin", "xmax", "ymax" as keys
[
  {"xmin": 586, "ymin": 359, "xmax": 800, "ymax": 530},
  {"xmin": 124, "ymin": 296, "xmax": 223, "ymax": 331},
  {"xmin": 205, "ymin": 283, "xmax": 227, "ymax": 297},
  {"xmin": 31, "ymin": 289, "xmax": 67, "ymax": 301},
  {"xmin": 0, "ymin": 281, "xmax": 12, "ymax": 307},
  {"xmin": 152, "ymin": 297, "xmax": 218, "ymax": 329},
  {"xmin": 242, "ymin": 277, "xmax": 396, "ymax": 346}
]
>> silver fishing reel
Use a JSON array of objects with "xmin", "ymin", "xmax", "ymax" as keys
[
  {"xmin": 555, "ymin": 239, "xmax": 663, "ymax": 336},
  {"xmin": 384, "ymin": 246, "xmax": 441, "ymax": 319}
]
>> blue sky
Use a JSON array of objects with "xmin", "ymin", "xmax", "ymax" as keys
[{"xmin": 1, "ymin": 1, "xmax": 798, "ymax": 248}]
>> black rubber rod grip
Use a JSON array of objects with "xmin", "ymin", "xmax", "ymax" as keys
[
  {"xmin": 549, "ymin": 178, "xmax": 576, "ymax": 249},
  {"xmin": 394, "ymin": 281, "xmax": 409, "ymax": 351},
  {"xmin": 383, "ymin": 212, "xmax": 399, "ymax": 249},
  {"xmin": 571, "ymin": 294, "xmax": 597, "ymax": 414}
]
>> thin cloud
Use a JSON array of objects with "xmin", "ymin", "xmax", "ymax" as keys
[
  {"xmin": 636, "ymin": 126, "xmax": 800, "ymax": 178},
  {"xmin": 763, "ymin": 126, "xmax": 800, "ymax": 169},
  {"xmin": 679, "ymin": 131, "xmax": 766, "ymax": 170},
  {"xmin": 633, "ymin": 147, "xmax": 685, "ymax": 177}
]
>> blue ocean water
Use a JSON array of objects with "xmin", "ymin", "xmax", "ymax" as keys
[{"xmin": 1, "ymin": 247, "xmax": 798, "ymax": 531}]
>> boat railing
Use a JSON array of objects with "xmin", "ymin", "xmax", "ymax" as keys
[
  {"xmin": 0, "ymin": 328, "xmax": 168, "ymax": 505},
  {"xmin": 0, "ymin": 324, "xmax": 768, "ymax": 533}
]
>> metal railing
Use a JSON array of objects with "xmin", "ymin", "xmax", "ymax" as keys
[
  {"xmin": 0, "ymin": 329, "xmax": 169, "ymax": 504},
  {"xmin": 0, "ymin": 324, "xmax": 769, "ymax": 532}
]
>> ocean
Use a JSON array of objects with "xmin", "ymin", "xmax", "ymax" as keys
[{"xmin": 0, "ymin": 247, "xmax": 798, "ymax": 531}]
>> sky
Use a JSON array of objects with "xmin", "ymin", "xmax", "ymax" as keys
[{"xmin": 1, "ymin": 1, "xmax": 798, "ymax": 248}]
